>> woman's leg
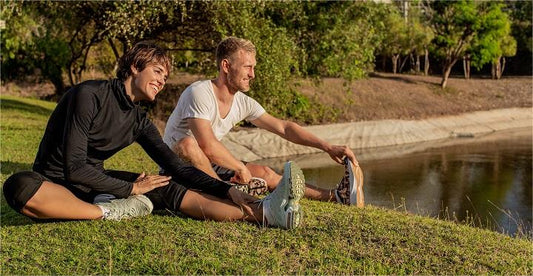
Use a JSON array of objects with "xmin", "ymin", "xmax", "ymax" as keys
[
  {"xmin": 22, "ymin": 181, "xmax": 103, "ymax": 220},
  {"xmin": 178, "ymin": 189, "xmax": 262, "ymax": 223},
  {"xmin": 4, "ymin": 171, "xmax": 152, "ymax": 221}
]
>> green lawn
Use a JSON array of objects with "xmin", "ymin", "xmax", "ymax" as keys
[{"xmin": 1, "ymin": 95, "xmax": 531, "ymax": 274}]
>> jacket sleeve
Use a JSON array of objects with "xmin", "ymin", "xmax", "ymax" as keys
[
  {"xmin": 63, "ymin": 88, "xmax": 133, "ymax": 198},
  {"xmin": 136, "ymin": 122, "xmax": 232, "ymax": 198}
]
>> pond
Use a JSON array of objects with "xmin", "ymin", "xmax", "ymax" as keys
[{"xmin": 259, "ymin": 128, "xmax": 532, "ymax": 237}]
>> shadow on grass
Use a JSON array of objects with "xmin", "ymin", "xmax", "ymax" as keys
[
  {"xmin": 0, "ymin": 98, "xmax": 53, "ymax": 117},
  {"xmin": 1, "ymin": 161, "xmax": 33, "ymax": 176},
  {"xmin": 369, "ymin": 72, "xmax": 444, "ymax": 88},
  {"xmin": 369, "ymin": 72, "xmax": 420, "ymax": 84},
  {"xmin": 1, "ymin": 193, "xmax": 35, "ymax": 227},
  {"xmin": 1, "ymin": 161, "xmax": 36, "ymax": 226}
]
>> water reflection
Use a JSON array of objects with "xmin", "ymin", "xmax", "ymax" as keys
[{"xmin": 300, "ymin": 130, "xmax": 532, "ymax": 236}]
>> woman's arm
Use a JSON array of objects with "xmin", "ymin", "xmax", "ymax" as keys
[
  {"xmin": 62, "ymin": 89, "xmax": 133, "ymax": 198},
  {"xmin": 136, "ymin": 123, "xmax": 233, "ymax": 198}
]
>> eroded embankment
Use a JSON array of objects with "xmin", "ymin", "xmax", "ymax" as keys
[{"xmin": 222, "ymin": 107, "xmax": 532, "ymax": 167}]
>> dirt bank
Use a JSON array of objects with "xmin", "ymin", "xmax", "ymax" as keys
[{"xmin": 297, "ymin": 73, "xmax": 532, "ymax": 123}]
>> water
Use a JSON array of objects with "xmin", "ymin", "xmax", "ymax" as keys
[{"xmin": 276, "ymin": 129, "xmax": 532, "ymax": 236}]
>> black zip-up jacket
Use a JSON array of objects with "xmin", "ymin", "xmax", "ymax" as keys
[{"xmin": 33, "ymin": 79, "xmax": 231, "ymax": 198}]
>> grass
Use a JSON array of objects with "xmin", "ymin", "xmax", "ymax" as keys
[{"xmin": 1, "ymin": 95, "xmax": 532, "ymax": 274}]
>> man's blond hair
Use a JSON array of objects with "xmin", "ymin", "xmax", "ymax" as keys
[{"xmin": 216, "ymin": 37, "xmax": 256, "ymax": 69}]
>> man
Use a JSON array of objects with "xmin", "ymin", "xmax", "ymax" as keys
[{"xmin": 163, "ymin": 37, "xmax": 364, "ymax": 206}]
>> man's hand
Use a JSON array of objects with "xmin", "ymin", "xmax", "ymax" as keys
[
  {"xmin": 229, "ymin": 165, "xmax": 252, "ymax": 184},
  {"xmin": 227, "ymin": 186, "xmax": 257, "ymax": 216},
  {"xmin": 131, "ymin": 172, "xmax": 171, "ymax": 195},
  {"xmin": 327, "ymin": 145, "xmax": 359, "ymax": 166}
]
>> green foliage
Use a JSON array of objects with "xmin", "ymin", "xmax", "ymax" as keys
[
  {"xmin": 470, "ymin": 2, "xmax": 516, "ymax": 69},
  {"xmin": 207, "ymin": 1, "xmax": 314, "ymax": 122},
  {"xmin": 0, "ymin": 2, "xmax": 69, "ymax": 92},
  {"xmin": 2, "ymin": 0, "xmax": 528, "ymax": 117},
  {"xmin": 430, "ymin": 0, "xmax": 480, "ymax": 61},
  {"xmin": 380, "ymin": 8, "xmax": 409, "ymax": 57},
  {"xmin": 268, "ymin": 1, "xmax": 386, "ymax": 80},
  {"xmin": 508, "ymin": 0, "xmax": 532, "ymax": 54}
]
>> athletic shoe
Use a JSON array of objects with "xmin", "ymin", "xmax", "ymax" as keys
[
  {"xmin": 261, "ymin": 161, "xmax": 305, "ymax": 229},
  {"xmin": 248, "ymin": 177, "xmax": 268, "ymax": 196},
  {"xmin": 335, "ymin": 157, "xmax": 365, "ymax": 207},
  {"xmin": 228, "ymin": 177, "xmax": 269, "ymax": 196},
  {"xmin": 96, "ymin": 195, "xmax": 153, "ymax": 221}
]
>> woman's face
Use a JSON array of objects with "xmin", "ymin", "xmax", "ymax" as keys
[{"xmin": 131, "ymin": 63, "xmax": 168, "ymax": 102}]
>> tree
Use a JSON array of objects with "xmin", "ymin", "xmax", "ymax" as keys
[
  {"xmin": 1, "ymin": 2, "xmax": 69, "ymax": 95},
  {"xmin": 466, "ymin": 2, "xmax": 515, "ymax": 80},
  {"xmin": 380, "ymin": 8, "xmax": 410, "ymax": 74},
  {"xmin": 507, "ymin": 0, "xmax": 531, "ymax": 75},
  {"xmin": 429, "ymin": 0, "xmax": 480, "ymax": 88}
]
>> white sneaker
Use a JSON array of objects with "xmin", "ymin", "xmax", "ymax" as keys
[
  {"xmin": 335, "ymin": 157, "xmax": 364, "ymax": 207},
  {"xmin": 262, "ymin": 161, "xmax": 305, "ymax": 229},
  {"xmin": 96, "ymin": 195, "xmax": 153, "ymax": 221}
]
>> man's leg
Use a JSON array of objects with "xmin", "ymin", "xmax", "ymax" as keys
[
  {"xmin": 175, "ymin": 137, "xmax": 221, "ymax": 180},
  {"xmin": 246, "ymin": 163, "xmax": 336, "ymax": 202}
]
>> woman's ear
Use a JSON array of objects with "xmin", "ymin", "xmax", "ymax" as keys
[{"xmin": 130, "ymin": 65, "xmax": 138, "ymax": 75}]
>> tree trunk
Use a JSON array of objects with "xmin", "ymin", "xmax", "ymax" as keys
[
  {"xmin": 498, "ymin": 57, "xmax": 505, "ymax": 79},
  {"xmin": 441, "ymin": 59, "xmax": 457, "ymax": 88},
  {"xmin": 462, "ymin": 56, "xmax": 471, "ymax": 79},
  {"xmin": 392, "ymin": 55, "xmax": 399, "ymax": 74},
  {"xmin": 108, "ymin": 38, "xmax": 120, "ymax": 62},
  {"xmin": 399, "ymin": 55, "xmax": 409, "ymax": 73},
  {"xmin": 50, "ymin": 73, "xmax": 66, "ymax": 98},
  {"xmin": 415, "ymin": 55, "xmax": 421, "ymax": 74},
  {"xmin": 409, "ymin": 53, "xmax": 415, "ymax": 72},
  {"xmin": 424, "ymin": 48, "xmax": 430, "ymax": 76},
  {"xmin": 494, "ymin": 56, "xmax": 505, "ymax": 80}
]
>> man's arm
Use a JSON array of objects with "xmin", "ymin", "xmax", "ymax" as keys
[
  {"xmin": 251, "ymin": 113, "xmax": 358, "ymax": 165},
  {"xmin": 188, "ymin": 118, "xmax": 252, "ymax": 184}
]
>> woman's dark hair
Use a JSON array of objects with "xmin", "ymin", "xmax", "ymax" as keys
[{"xmin": 116, "ymin": 41, "xmax": 171, "ymax": 81}]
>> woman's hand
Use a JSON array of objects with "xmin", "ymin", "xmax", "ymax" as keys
[{"xmin": 131, "ymin": 172, "xmax": 171, "ymax": 195}]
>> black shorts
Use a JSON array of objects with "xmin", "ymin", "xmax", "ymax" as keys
[
  {"xmin": 2, "ymin": 170, "xmax": 189, "ymax": 214},
  {"xmin": 211, "ymin": 161, "xmax": 249, "ymax": 182},
  {"xmin": 3, "ymin": 171, "xmax": 48, "ymax": 212}
]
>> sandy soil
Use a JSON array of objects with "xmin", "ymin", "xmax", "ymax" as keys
[{"xmin": 296, "ymin": 73, "xmax": 532, "ymax": 123}]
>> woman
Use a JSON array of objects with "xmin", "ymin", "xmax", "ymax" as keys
[{"xmin": 3, "ymin": 42, "xmax": 305, "ymax": 229}]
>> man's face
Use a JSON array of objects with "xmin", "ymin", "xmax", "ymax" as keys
[{"xmin": 225, "ymin": 50, "xmax": 256, "ymax": 93}]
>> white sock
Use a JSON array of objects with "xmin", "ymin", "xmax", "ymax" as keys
[{"xmin": 97, "ymin": 205, "xmax": 110, "ymax": 219}]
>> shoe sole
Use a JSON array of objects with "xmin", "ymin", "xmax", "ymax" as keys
[
  {"xmin": 347, "ymin": 160, "xmax": 365, "ymax": 207},
  {"xmin": 248, "ymin": 177, "xmax": 268, "ymax": 196},
  {"xmin": 285, "ymin": 161, "xmax": 305, "ymax": 229}
]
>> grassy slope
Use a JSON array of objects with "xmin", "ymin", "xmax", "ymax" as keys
[{"xmin": 1, "ymin": 95, "xmax": 532, "ymax": 274}]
